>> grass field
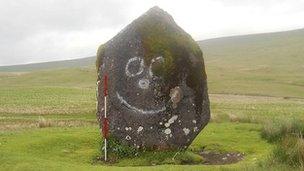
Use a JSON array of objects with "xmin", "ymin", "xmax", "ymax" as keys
[
  {"xmin": 200, "ymin": 28, "xmax": 304, "ymax": 98},
  {"xmin": 0, "ymin": 29, "xmax": 304, "ymax": 170}
]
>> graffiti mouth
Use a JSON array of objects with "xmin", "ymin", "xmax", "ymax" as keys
[{"xmin": 116, "ymin": 92, "xmax": 166, "ymax": 114}]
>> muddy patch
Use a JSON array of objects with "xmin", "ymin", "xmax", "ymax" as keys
[{"xmin": 200, "ymin": 151, "xmax": 244, "ymax": 165}]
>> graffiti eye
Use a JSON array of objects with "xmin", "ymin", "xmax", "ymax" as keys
[
  {"xmin": 149, "ymin": 56, "xmax": 164, "ymax": 77},
  {"xmin": 125, "ymin": 57, "xmax": 144, "ymax": 77}
]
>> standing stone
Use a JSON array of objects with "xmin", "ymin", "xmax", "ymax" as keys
[{"xmin": 96, "ymin": 6, "xmax": 210, "ymax": 150}]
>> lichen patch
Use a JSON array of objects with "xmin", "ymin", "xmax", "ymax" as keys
[
  {"xmin": 170, "ymin": 87, "xmax": 183, "ymax": 108},
  {"xmin": 183, "ymin": 128, "xmax": 190, "ymax": 135},
  {"xmin": 125, "ymin": 127, "xmax": 132, "ymax": 131},
  {"xmin": 137, "ymin": 126, "xmax": 144, "ymax": 133},
  {"xmin": 164, "ymin": 128, "xmax": 171, "ymax": 134},
  {"xmin": 164, "ymin": 115, "xmax": 178, "ymax": 128}
]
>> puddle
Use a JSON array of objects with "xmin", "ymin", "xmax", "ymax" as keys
[{"xmin": 200, "ymin": 151, "xmax": 244, "ymax": 165}]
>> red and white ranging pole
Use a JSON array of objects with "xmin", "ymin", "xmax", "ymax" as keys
[{"xmin": 102, "ymin": 74, "xmax": 109, "ymax": 162}]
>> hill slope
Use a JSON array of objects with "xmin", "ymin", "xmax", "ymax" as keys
[
  {"xmin": 0, "ymin": 28, "xmax": 303, "ymax": 98},
  {"xmin": 0, "ymin": 56, "xmax": 95, "ymax": 72},
  {"xmin": 1, "ymin": 29, "xmax": 304, "ymax": 170},
  {"xmin": 199, "ymin": 28, "xmax": 304, "ymax": 98}
]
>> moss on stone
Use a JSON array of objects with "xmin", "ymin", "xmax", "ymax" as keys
[
  {"xmin": 96, "ymin": 44, "xmax": 105, "ymax": 72},
  {"xmin": 105, "ymin": 136, "xmax": 138, "ymax": 159},
  {"xmin": 135, "ymin": 8, "xmax": 206, "ymax": 89}
]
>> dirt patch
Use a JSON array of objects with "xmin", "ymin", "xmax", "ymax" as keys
[{"xmin": 200, "ymin": 151, "xmax": 244, "ymax": 165}]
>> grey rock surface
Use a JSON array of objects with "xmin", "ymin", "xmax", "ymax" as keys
[{"xmin": 96, "ymin": 6, "xmax": 210, "ymax": 150}]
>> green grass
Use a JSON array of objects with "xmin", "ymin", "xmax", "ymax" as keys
[
  {"xmin": 1, "ymin": 28, "xmax": 304, "ymax": 170},
  {"xmin": 200, "ymin": 28, "xmax": 304, "ymax": 98},
  {"xmin": 0, "ymin": 68, "xmax": 96, "ymax": 115},
  {"xmin": 0, "ymin": 123, "xmax": 272, "ymax": 170},
  {"xmin": 270, "ymin": 136, "xmax": 304, "ymax": 168},
  {"xmin": 260, "ymin": 119, "xmax": 304, "ymax": 168},
  {"xmin": 210, "ymin": 94, "xmax": 304, "ymax": 123},
  {"xmin": 261, "ymin": 119, "xmax": 304, "ymax": 143}
]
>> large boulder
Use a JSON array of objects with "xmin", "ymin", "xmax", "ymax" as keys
[{"xmin": 96, "ymin": 6, "xmax": 210, "ymax": 150}]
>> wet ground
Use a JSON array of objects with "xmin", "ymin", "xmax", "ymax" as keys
[{"xmin": 200, "ymin": 151, "xmax": 244, "ymax": 165}]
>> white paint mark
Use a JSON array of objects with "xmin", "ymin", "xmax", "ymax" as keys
[
  {"xmin": 137, "ymin": 126, "xmax": 144, "ymax": 133},
  {"xmin": 117, "ymin": 127, "xmax": 120, "ymax": 130},
  {"xmin": 165, "ymin": 123, "xmax": 170, "ymax": 127},
  {"xmin": 183, "ymin": 128, "xmax": 190, "ymax": 135},
  {"xmin": 116, "ymin": 92, "xmax": 166, "ymax": 114},
  {"xmin": 154, "ymin": 56, "xmax": 164, "ymax": 62},
  {"xmin": 149, "ymin": 56, "xmax": 164, "ymax": 77},
  {"xmin": 138, "ymin": 79, "xmax": 150, "ymax": 89},
  {"xmin": 168, "ymin": 115, "xmax": 178, "ymax": 124},
  {"xmin": 159, "ymin": 122, "xmax": 163, "ymax": 125},
  {"xmin": 126, "ymin": 135, "xmax": 132, "ymax": 140},
  {"xmin": 194, "ymin": 127, "xmax": 198, "ymax": 132},
  {"xmin": 125, "ymin": 57, "xmax": 144, "ymax": 77},
  {"xmin": 150, "ymin": 126, "xmax": 153, "ymax": 129},
  {"xmin": 192, "ymin": 120, "xmax": 197, "ymax": 124},
  {"xmin": 164, "ymin": 128, "xmax": 171, "ymax": 134}
]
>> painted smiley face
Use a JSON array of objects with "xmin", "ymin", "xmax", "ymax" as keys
[{"xmin": 116, "ymin": 56, "xmax": 167, "ymax": 114}]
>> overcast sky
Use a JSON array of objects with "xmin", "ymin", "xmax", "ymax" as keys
[{"xmin": 0, "ymin": 0, "xmax": 304, "ymax": 66}]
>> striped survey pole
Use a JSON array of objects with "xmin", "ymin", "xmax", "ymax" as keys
[{"xmin": 102, "ymin": 74, "xmax": 109, "ymax": 162}]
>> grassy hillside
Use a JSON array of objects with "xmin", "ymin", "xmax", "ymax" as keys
[
  {"xmin": 199, "ymin": 28, "xmax": 304, "ymax": 98},
  {"xmin": 0, "ymin": 56, "xmax": 95, "ymax": 72},
  {"xmin": 2, "ymin": 28, "xmax": 303, "ymax": 98},
  {"xmin": 1, "ymin": 29, "xmax": 304, "ymax": 170}
]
